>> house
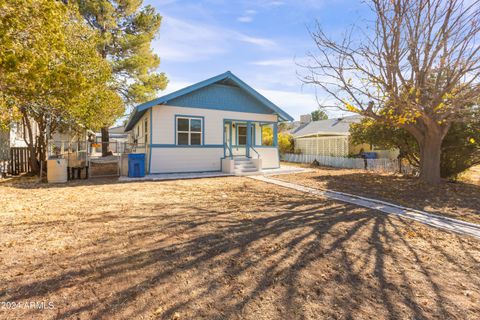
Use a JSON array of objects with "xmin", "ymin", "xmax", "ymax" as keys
[
  {"xmin": 92, "ymin": 125, "xmax": 129, "ymax": 155},
  {"xmin": 0, "ymin": 120, "xmax": 93, "ymax": 175},
  {"xmin": 124, "ymin": 71, "xmax": 293, "ymax": 174},
  {"xmin": 292, "ymin": 115, "xmax": 398, "ymax": 158},
  {"xmin": 95, "ymin": 125, "xmax": 128, "ymax": 144}
]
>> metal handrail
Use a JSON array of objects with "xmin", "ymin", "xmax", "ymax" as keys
[
  {"xmin": 225, "ymin": 142, "xmax": 233, "ymax": 159},
  {"xmin": 249, "ymin": 145, "xmax": 260, "ymax": 159}
]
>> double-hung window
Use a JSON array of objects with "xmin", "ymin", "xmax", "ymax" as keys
[
  {"xmin": 177, "ymin": 117, "xmax": 202, "ymax": 145},
  {"xmin": 237, "ymin": 126, "xmax": 247, "ymax": 146},
  {"xmin": 237, "ymin": 125, "xmax": 254, "ymax": 146}
]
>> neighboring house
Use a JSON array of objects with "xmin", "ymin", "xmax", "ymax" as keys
[
  {"xmin": 95, "ymin": 125, "xmax": 128, "ymax": 144},
  {"xmin": 281, "ymin": 114, "xmax": 312, "ymax": 135},
  {"xmin": 93, "ymin": 125, "xmax": 128, "ymax": 155},
  {"xmin": 124, "ymin": 71, "xmax": 293, "ymax": 174},
  {"xmin": 292, "ymin": 115, "xmax": 398, "ymax": 158},
  {"xmin": 0, "ymin": 119, "xmax": 92, "ymax": 154}
]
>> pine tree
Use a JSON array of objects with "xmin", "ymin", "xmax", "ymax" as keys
[{"xmin": 77, "ymin": 0, "xmax": 168, "ymax": 155}]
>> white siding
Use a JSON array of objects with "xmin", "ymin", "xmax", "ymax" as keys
[
  {"xmin": 148, "ymin": 105, "xmax": 279, "ymax": 173},
  {"xmin": 294, "ymin": 136, "xmax": 349, "ymax": 157},
  {"xmin": 151, "ymin": 105, "xmax": 277, "ymax": 145},
  {"xmin": 150, "ymin": 148, "xmax": 224, "ymax": 173},
  {"xmin": 255, "ymin": 124, "xmax": 262, "ymax": 145},
  {"xmin": 131, "ymin": 112, "xmax": 150, "ymax": 172},
  {"xmin": 256, "ymin": 147, "xmax": 279, "ymax": 169}
]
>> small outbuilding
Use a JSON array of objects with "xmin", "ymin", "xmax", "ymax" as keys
[{"xmin": 292, "ymin": 115, "xmax": 398, "ymax": 158}]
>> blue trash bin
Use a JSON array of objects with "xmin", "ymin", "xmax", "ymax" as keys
[
  {"xmin": 128, "ymin": 153, "xmax": 146, "ymax": 177},
  {"xmin": 363, "ymin": 152, "xmax": 377, "ymax": 159}
]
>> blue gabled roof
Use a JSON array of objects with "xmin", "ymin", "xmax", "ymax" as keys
[{"xmin": 125, "ymin": 71, "xmax": 293, "ymax": 131}]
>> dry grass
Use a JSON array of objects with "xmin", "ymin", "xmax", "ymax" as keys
[
  {"xmin": 277, "ymin": 163, "xmax": 480, "ymax": 224},
  {"xmin": 459, "ymin": 165, "xmax": 480, "ymax": 185},
  {"xmin": 0, "ymin": 176, "xmax": 479, "ymax": 319}
]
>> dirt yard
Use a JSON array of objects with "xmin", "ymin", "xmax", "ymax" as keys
[
  {"xmin": 276, "ymin": 164, "xmax": 480, "ymax": 225},
  {"xmin": 1, "ymin": 176, "xmax": 479, "ymax": 319}
]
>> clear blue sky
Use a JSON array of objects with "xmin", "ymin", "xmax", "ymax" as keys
[{"xmin": 144, "ymin": 0, "xmax": 371, "ymax": 121}]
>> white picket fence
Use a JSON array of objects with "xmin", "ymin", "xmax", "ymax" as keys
[{"xmin": 282, "ymin": 153, "xmax": 415, "ymax": 175}]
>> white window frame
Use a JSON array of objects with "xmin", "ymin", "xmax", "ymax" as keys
[{"xmin": 176, "ymin": 117, "xmax": 203, "ymax": 146}]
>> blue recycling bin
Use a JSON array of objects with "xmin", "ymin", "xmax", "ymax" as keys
[
  {"xmin": 128, "ymin": 153, "xmax": 146, "ymax": 177},
  {"xmin": 363, "ymin": 152, "xmax": 377, "ymax": 159}
]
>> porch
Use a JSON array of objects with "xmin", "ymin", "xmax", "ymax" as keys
[{"xmin": 222, "ymin": 119, "xmax": 279, "ymax": 174}]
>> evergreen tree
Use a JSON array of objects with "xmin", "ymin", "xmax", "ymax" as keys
[
  {"xmin": 310, "ymin": 109, "xmax": 328, "ymax": 121},
  {"xmin": 77, "ymin": 0, "xmax": 168, "ymax": 155}
]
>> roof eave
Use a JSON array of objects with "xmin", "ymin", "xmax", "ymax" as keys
[
  {"xmin": 294, "ymin": 132, "xmax": 350, "ymax": 138},
  {"xmin": 125, "ymin": 71, "xmax": 294, "ymax": 130}
]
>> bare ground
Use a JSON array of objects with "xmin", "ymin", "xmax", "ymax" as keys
[
  {"xmin": 0, "ymin": 176, "xmax": 479, "ymax": 320},
  {"xmin": 276, "ymin": 163, "xmax": 480, "ymax": 225}
]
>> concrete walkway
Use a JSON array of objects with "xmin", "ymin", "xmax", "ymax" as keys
[
  {"xmin": 118, "ymin": 165, "xmax": 311, "ymax": 182},
  {"xmin": 119, "ymin": 171, "xmax": 234, "ymax": 182},
  {"xmin": 250, "ymin": 175, "xmax": 480, "ymax": 239}
]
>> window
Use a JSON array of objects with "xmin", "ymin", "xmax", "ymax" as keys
[
  {"xmin": 237, "ymin": 125, "xmax": 254, "ymax": 146},
  {"xmin": 238, "ymin": 126, "xmax": 247, "ymax": 145},
  {"xmin": 176, "ymin": 117, "xmax": 202, "ymax": 145}
]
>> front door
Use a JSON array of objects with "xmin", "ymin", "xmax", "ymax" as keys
[{"xmin": 236, "ymin": 124, "xmax": 255, "ymax": 157}]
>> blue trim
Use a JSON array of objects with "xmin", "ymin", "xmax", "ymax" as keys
[
  {"xmin": 223, "ymin": 118, "xmax": 277, "ymax": 124},
  {"xmin": 273, "ymin": 122, "xmax": 278, "ymax": 147},
  {"xmin": 148, "ymin": 108, "xmax": 153, "ymax": 174},
  {"xmin": 149, "ymin": 170, "xmax": 223, "ymax": 175},
  {"xmin": 174, "ymin": 114, "xmax": 205, "ymax": 146},
  {"xmin": 125, "ymin": 71, "xmax": 293, "ymax": 131},
  {"xmin": 151, "ymin": 144, "xmax": 223, "ymax": 148},
  {"xmin": 235, "ymin": 123, "xmax": 239, "ymax": 146},
  {"xmin": 223, "ymin": 120, "xmax": 226, "ymax": 158},
  {"xmin": 229, "ymin": 121, "xmax": 232, "ymax": 152},
  {"xmin": 246, "ymin": 122, "xmax": 251, "ymax": 158}
]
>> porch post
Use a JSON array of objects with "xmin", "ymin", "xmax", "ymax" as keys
[
  {"xmin": 273, "ymin": 122, "xmax": 278, "ymax": 147},
  {"xmin": 246, "ymin": 121, "xmax": 252, "ymax": 158},
  {"xmin": 229, "ymin": 122, "xmax": 233, "ymax": 159}
]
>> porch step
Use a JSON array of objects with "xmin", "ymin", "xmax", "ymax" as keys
[{"xmin": 233, "ymin": 158, "xmax": 261, "ymax": 176}]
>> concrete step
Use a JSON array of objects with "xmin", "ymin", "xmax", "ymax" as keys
[
  {"xmin": 237, "ymin": 167, "xmax": 258, "ymax": 172},
  {"xmin": 231, "ymin": 157, "xmax": 261, "ymax": 176},
  {"xmin": 234, "ymin": 164, "xmax": 257, "ymax": 169}
]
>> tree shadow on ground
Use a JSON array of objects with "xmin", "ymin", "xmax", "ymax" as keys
[
  {"xmin": 1, "ymin": 183, "xmax": 479, "ymax": 320},
  {"xmin": 277, "ymin": 168, "xmax": 480, "ymax": 223}
]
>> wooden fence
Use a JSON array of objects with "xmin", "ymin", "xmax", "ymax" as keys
[
  {"xmin": 282, "ymin": 153, "xmax": 416, "ymax": 175},
  {"xmin": 9, "ymin": 147, "xmax": 31, "ymax": 175}
]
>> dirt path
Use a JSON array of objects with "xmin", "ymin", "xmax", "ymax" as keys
[{"xmin": 251, "ymin": 175, "xmax": 480, "ymax": 239}]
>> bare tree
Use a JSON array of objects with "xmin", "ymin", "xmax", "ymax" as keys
[{"xmin": 301, "ymin": 0, "xmax": 480, "ymax": 184}]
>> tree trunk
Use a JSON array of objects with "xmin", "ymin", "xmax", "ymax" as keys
[
  {"xmin": 418, "ymin": 133, "xmax": 443, "ymax": 184},
  {"xmin": 21, "ymin": 112, "xmax": 39, "ymax": 174},
  {"xmin": 101, "ymin": 126, "xmax": 109, "ymax": 157}
]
